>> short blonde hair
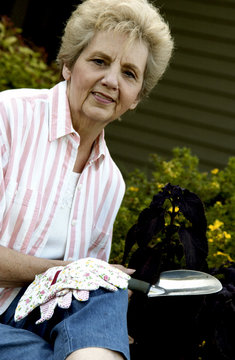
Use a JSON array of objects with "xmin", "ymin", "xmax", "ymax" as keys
[{"xmin": 57, "ymin": 0, "xmax": 173, "ymax": 98}]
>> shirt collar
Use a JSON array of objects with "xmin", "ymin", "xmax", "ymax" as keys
[
  {"xmin": 48, "ymin": 81, "xmax": 74, "ymax": 141},
  {"xmin": 90, "ymin": 130, "xmax": 106, "ymax": 163}
]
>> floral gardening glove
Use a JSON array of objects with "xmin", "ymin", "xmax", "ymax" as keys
[{"xmin": 14, "ymin": 257, "xmax": 130, "ymax": 324}]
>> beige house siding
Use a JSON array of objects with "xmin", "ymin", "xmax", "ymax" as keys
[{"xmin": 105, "ymin": 0, "xmax": 235, "ymax": 175}]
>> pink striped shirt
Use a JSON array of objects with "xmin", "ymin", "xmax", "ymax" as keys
[{"xmin": 0, "ymin": 81, "xmax": 125, "ymax": 314}]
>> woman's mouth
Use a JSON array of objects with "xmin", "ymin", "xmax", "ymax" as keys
[{"xmin": 92, "ymin": 92, "xmax": 115, "ymax": 104}]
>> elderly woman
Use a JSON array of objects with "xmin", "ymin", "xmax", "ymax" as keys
[{"xmin": 0, "ymin": 0, "xmax": 173, "ymax": 359}]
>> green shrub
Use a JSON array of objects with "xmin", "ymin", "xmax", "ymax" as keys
[
  {"xmin": 0, "ymin": 16, "xmax": 58, "ymax": 91},
  {"xmin": 110, "ymin": 147, "xmax": 235, "ymax": 269}
]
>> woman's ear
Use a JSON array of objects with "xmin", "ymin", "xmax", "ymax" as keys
[
  {"xmin": 62, "ymin": 64, "xmax": 71, "ymax": 80},
  {"xmin": 129, "ymin": 98, "xmax": 140, "ymax": 111}
]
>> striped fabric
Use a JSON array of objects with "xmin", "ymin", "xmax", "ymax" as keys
[{"xmin": 0, "ymin": 81, "xmax": 125, "ymax": 314}]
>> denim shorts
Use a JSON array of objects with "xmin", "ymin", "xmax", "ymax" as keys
[{"xmin": 0, "ymin": 287, "xmax": 130, "ymax": 360}]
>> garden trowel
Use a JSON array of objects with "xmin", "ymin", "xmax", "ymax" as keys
[{"xmin": 128, "ymin": 269, "xmax": 222, "ymax": 297}]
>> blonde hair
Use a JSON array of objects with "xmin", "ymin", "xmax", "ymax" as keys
[{"xmin": 57, "ymin": 0, "xmax": 173, "ymax": 98}]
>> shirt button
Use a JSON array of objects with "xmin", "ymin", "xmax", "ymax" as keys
[
  {"xmin": 71, "ymin": 219, "xmax": 77, "ymax": 226},
  {"xmin": 77, "ymin": 184, "xmax": 82, "ymax": 190}
]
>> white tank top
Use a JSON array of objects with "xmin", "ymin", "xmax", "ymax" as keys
[{"xmin": 40, "ymin": 172, "xmax": 80, "ymax": 259}]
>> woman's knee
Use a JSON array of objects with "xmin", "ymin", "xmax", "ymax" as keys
[{"xmin": 66, "ymin": 347, "xmax": 124, "ymax": 360}]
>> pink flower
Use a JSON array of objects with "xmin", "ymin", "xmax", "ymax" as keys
[{"xmin": 104, "ymin": 275, "xmax": 109, "ymax": 281}]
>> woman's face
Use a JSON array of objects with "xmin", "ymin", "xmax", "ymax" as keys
[{"xmin": 63, "ymin": 31, "xmax": 148, "ymax": 127}]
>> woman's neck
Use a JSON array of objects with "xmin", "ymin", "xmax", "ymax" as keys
[{"xmin": 72, "ymin": 127, "xmax": 102, "ymax": 174}]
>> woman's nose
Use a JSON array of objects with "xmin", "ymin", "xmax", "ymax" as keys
[{"xmin": 101, "ymin": 67, "xmax": 119, "ymax": 90}]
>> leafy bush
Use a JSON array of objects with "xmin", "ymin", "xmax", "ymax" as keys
[
  {"xmin": 0, "ymin": 16, "xmax": 58, "ymax": 91},
  {"xmin": 110, "ymin": 147, "xmax": 235, "ymax": 269}
]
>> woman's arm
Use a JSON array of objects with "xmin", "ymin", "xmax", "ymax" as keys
[{"xmin": 0, "ymin": 245, "xmax": 70, "ymax": 288}]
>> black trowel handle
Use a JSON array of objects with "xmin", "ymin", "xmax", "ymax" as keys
[{"xmin": 128, "ymin": 277, "xmax": 151, "ymax": 294}]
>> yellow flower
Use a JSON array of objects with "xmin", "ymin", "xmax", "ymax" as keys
[
  {"xmin": 223, "ymin": 231, "xmax": 231, "ymax": 240},
  {"xmin": 215, "ymin": 201, "xmax": 222, "ymax": 207},
  {"xmin": 208, "ymin": 238, "xmax": 213, "ymax": 243},
  {"xmin": 169, "ymin": 206, "xmax": 179, "ymax": 213},
  {"xmin": 214, "ymin": 251, "xmax": 233, "ymax": 262},
  {"xmin": 128, "ymin": 186, "xmax": 139, "ymax": 192},
  {"xmin": 211, "ymin": 168, "xmax": 219, "ymax": 175},
  {"xmin": 208, "ymin": 219, "xmax": 224, "ymax": 231},
  {"xmin": 211, "ymin": 181, "xmax": 220, "ymax": 189},
  {"xmin": 199, "ymin": 340, "xmax": 206, "ymax": 347},
  {"xmin": 214, "ymin": 251, "xmax": 224, "ymax": 257},
  {"xmin": 157, "ymin": 183, "xmax": 164, "ymax": 190}
]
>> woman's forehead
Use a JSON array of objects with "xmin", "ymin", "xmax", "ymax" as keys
[{"xmin": 82, "ymin": 30, "xmax": 148, "ymax": 69}]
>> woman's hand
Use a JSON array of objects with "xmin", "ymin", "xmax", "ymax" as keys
[
  {"xmin": 111, "ymin": 264, "xmax": 135, "ymax": 276},
  {"xmin": 14, "ymin": 258, "xmax": 131, "ymax": 323}
]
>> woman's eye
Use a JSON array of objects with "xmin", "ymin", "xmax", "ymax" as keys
[
  {"xmin": 92, "ymin": 58, "xmax": 105, "ymax": 66},
  {"xmin": 124, "ymin": 70, "xmax": 136, "ymax": 79}
]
